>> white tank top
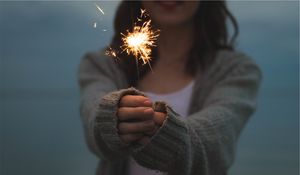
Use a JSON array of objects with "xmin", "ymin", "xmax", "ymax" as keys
[{"xmin": 129, "ymin": 80, "xmax": 195, "ymax": 175}]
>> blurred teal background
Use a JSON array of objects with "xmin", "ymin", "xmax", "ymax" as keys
[{"xmin": 0, "ymin": 1, "xmax": 298, "ymax": 175}]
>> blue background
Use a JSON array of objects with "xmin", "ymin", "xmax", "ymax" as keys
[{"xmin": 0, "ymin": 1, "xmax": 299, "ymax": 175}]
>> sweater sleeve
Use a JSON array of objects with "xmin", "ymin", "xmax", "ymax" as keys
[
  {"xmin": 78, "ymin": 52, "xmax": 132, "ymax": 161},
  {"xmin": 131, "ymin": 57, "xmax": 262, "ymax": 174}
]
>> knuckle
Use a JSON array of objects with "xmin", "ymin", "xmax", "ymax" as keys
[
  {"xmin": 117, "ymin": 108, "xmax": 124, "ymax": 116},
  {"xmin": 120, "ymin": 95, "xmax": 133, "ymax": 106},
  {"xmin": 119, "ymin": 96, "xmax": 127, "ymax": 106}
]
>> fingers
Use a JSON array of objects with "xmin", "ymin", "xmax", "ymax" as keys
[
  {"xmin": 119, "ymin": 95, "xmax": 152, "ymax": 107},
  {"xmin": 118, "ymin": 120, "xmax": 156, "ymax": 134},
  {"xmin": 153, "ymin": 112, "xmax": 166, "ymax": 126},
  {"xmin": 119, "ymin": 134, "xmax": 151, "ymax": 145},
  {"xmin": 117, "ymin": 95, "xmax": 167, "ymax": 145},
  {"xmin": 138, "ymin": 136, "xmax": 150, "ymax": 145},
  {"xmin": 119, "ymin": 133, "xmax": 143, "ymax": 144},
  {"xmin": 144, "ymin": 112, "xmax": 166, "ymax": 136},
  {"xmin": 118, "ymin": 107, "xmax": 154, "ymax": 121},
  {"xmin": 144, "ymin": 125, "xmax": 159, "ymax": 136}
]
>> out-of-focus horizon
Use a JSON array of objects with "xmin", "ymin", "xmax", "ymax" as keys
[{"xmin": 0, "ymin": 1, "xmax": 298, "ymax": 175}]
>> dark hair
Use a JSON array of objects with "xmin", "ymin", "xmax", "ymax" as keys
[{"xmin": 109, "ymin": 1, "xmax": 239, "ymax": 86}]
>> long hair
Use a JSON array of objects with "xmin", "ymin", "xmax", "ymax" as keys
[{"xmin": 109, "ymin": 1, "xmax": 239, "ymax": 86}]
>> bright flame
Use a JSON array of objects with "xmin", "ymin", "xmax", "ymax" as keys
[
  {"xmin": 120, "ymin": 9, "xmax": 160, "ymax": 65},
  {"xmin": 127, "ymin": 33, "xmax": 147, "ymax": 47}
]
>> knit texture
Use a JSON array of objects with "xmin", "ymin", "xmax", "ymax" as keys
[{"xmin": 78, "ymin": 50, "xmax": 262, "ymax": 175}]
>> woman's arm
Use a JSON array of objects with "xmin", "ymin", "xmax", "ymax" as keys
[
  {"xmin": 78, "ymin": 52, "xmax": 164, "ymax": 161},
  {"xmin": 78, "ymin": 52, "xmax": 130, "ymax": 161},
  {"xmin": 131, "ymin": 57, "xmax": 262, "ymax": 174}
]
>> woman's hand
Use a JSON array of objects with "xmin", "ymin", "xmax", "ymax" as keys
[{"xmin": 117, "ymin": 95, "xmax": 166, "ymax": 144}]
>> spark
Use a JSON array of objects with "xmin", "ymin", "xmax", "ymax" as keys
[
  {"xmin": 95, "ymin": 3, "xmax": 105, "ymax": 15},
  {"xmin": 120, "ymin": 9, "xmax": 160, "ymax": 65},
  {"xmin": 105, "ymin": 47, "xmax": 118, "ymax": 59},
  {"xmin": 140, "ymin": 9, "xmax": 146, "ymax": 17},
  {"xmin": 93, "ymin": 22, "xmax": 97, "ymax": 28},
  {"xmin": 102, "ymin": 29, "xmax": 107, "ymax": 32}
]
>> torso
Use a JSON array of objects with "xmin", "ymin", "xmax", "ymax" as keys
[
  {"xmin": 133, "ymin": 52, "xmax": 196, "ymax": 175},
  {"xmin": 130, "ymin": 79, "xmax": 195, "ymax": 175},
  {"xmin": 138, "ymin": 58, "xmax": 194, "ymax": 94}
]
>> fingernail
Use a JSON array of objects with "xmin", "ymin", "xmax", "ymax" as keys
[
  {"xmin": 144, "ymin": 100, "xmax": 152, "ymax": 106},
  {"xmin": 144, "ymin": 108, "xmax": 154, "ymax": 114}
]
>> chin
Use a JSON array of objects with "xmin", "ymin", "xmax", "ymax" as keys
[{"xmin": 143, "ymin": 1, "xmax": 199, "ymax": 28}]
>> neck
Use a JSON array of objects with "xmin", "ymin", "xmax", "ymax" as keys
[{"xmin": 157, "ymin": 22, "xmax": 195, "ymax": 63}]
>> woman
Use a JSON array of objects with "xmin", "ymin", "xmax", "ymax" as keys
[{"xmin": 78, "ymin": 1, "xmax": 262, "ymax": 175}]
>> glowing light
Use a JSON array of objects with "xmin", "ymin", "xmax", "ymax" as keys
[
  {"xmin": 105, "ymin": 47, "xmax": 118, "ymax": 59},
  {"xmin": 93, "ymin": 22, "xmax": 97, "ymax": 28},
  {"xmin": 120, "ymin": 9, "xmax": 160, "ymax": 65},
  {"xmin": 95, "ymin": 3, "xmax": 105, "ymax": 15},
  {"xmin": 103, "ymin": 9, "xmax": 159, "ymax": 70}
]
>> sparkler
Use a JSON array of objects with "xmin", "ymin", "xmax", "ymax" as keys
[
  {"xmin": 105, "ymin": 9, "xmax": 160, "ymax": 68},
  {"xmin": 120, "ymin": 9, "xmax": 160, "ymax": 66}
]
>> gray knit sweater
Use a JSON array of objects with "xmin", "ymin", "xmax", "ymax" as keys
[{"xmin": 78, "ymin": 50, "xmax": 262, "ymax": 175}]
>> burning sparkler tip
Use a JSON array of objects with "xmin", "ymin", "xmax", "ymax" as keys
[
  {"xmin": 120, "ymin": 9, "xmax": 160, "ymax": 65},
  {"xmin": 103, "ymin": 9, "xmax": 159, "ymax": 70}
]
